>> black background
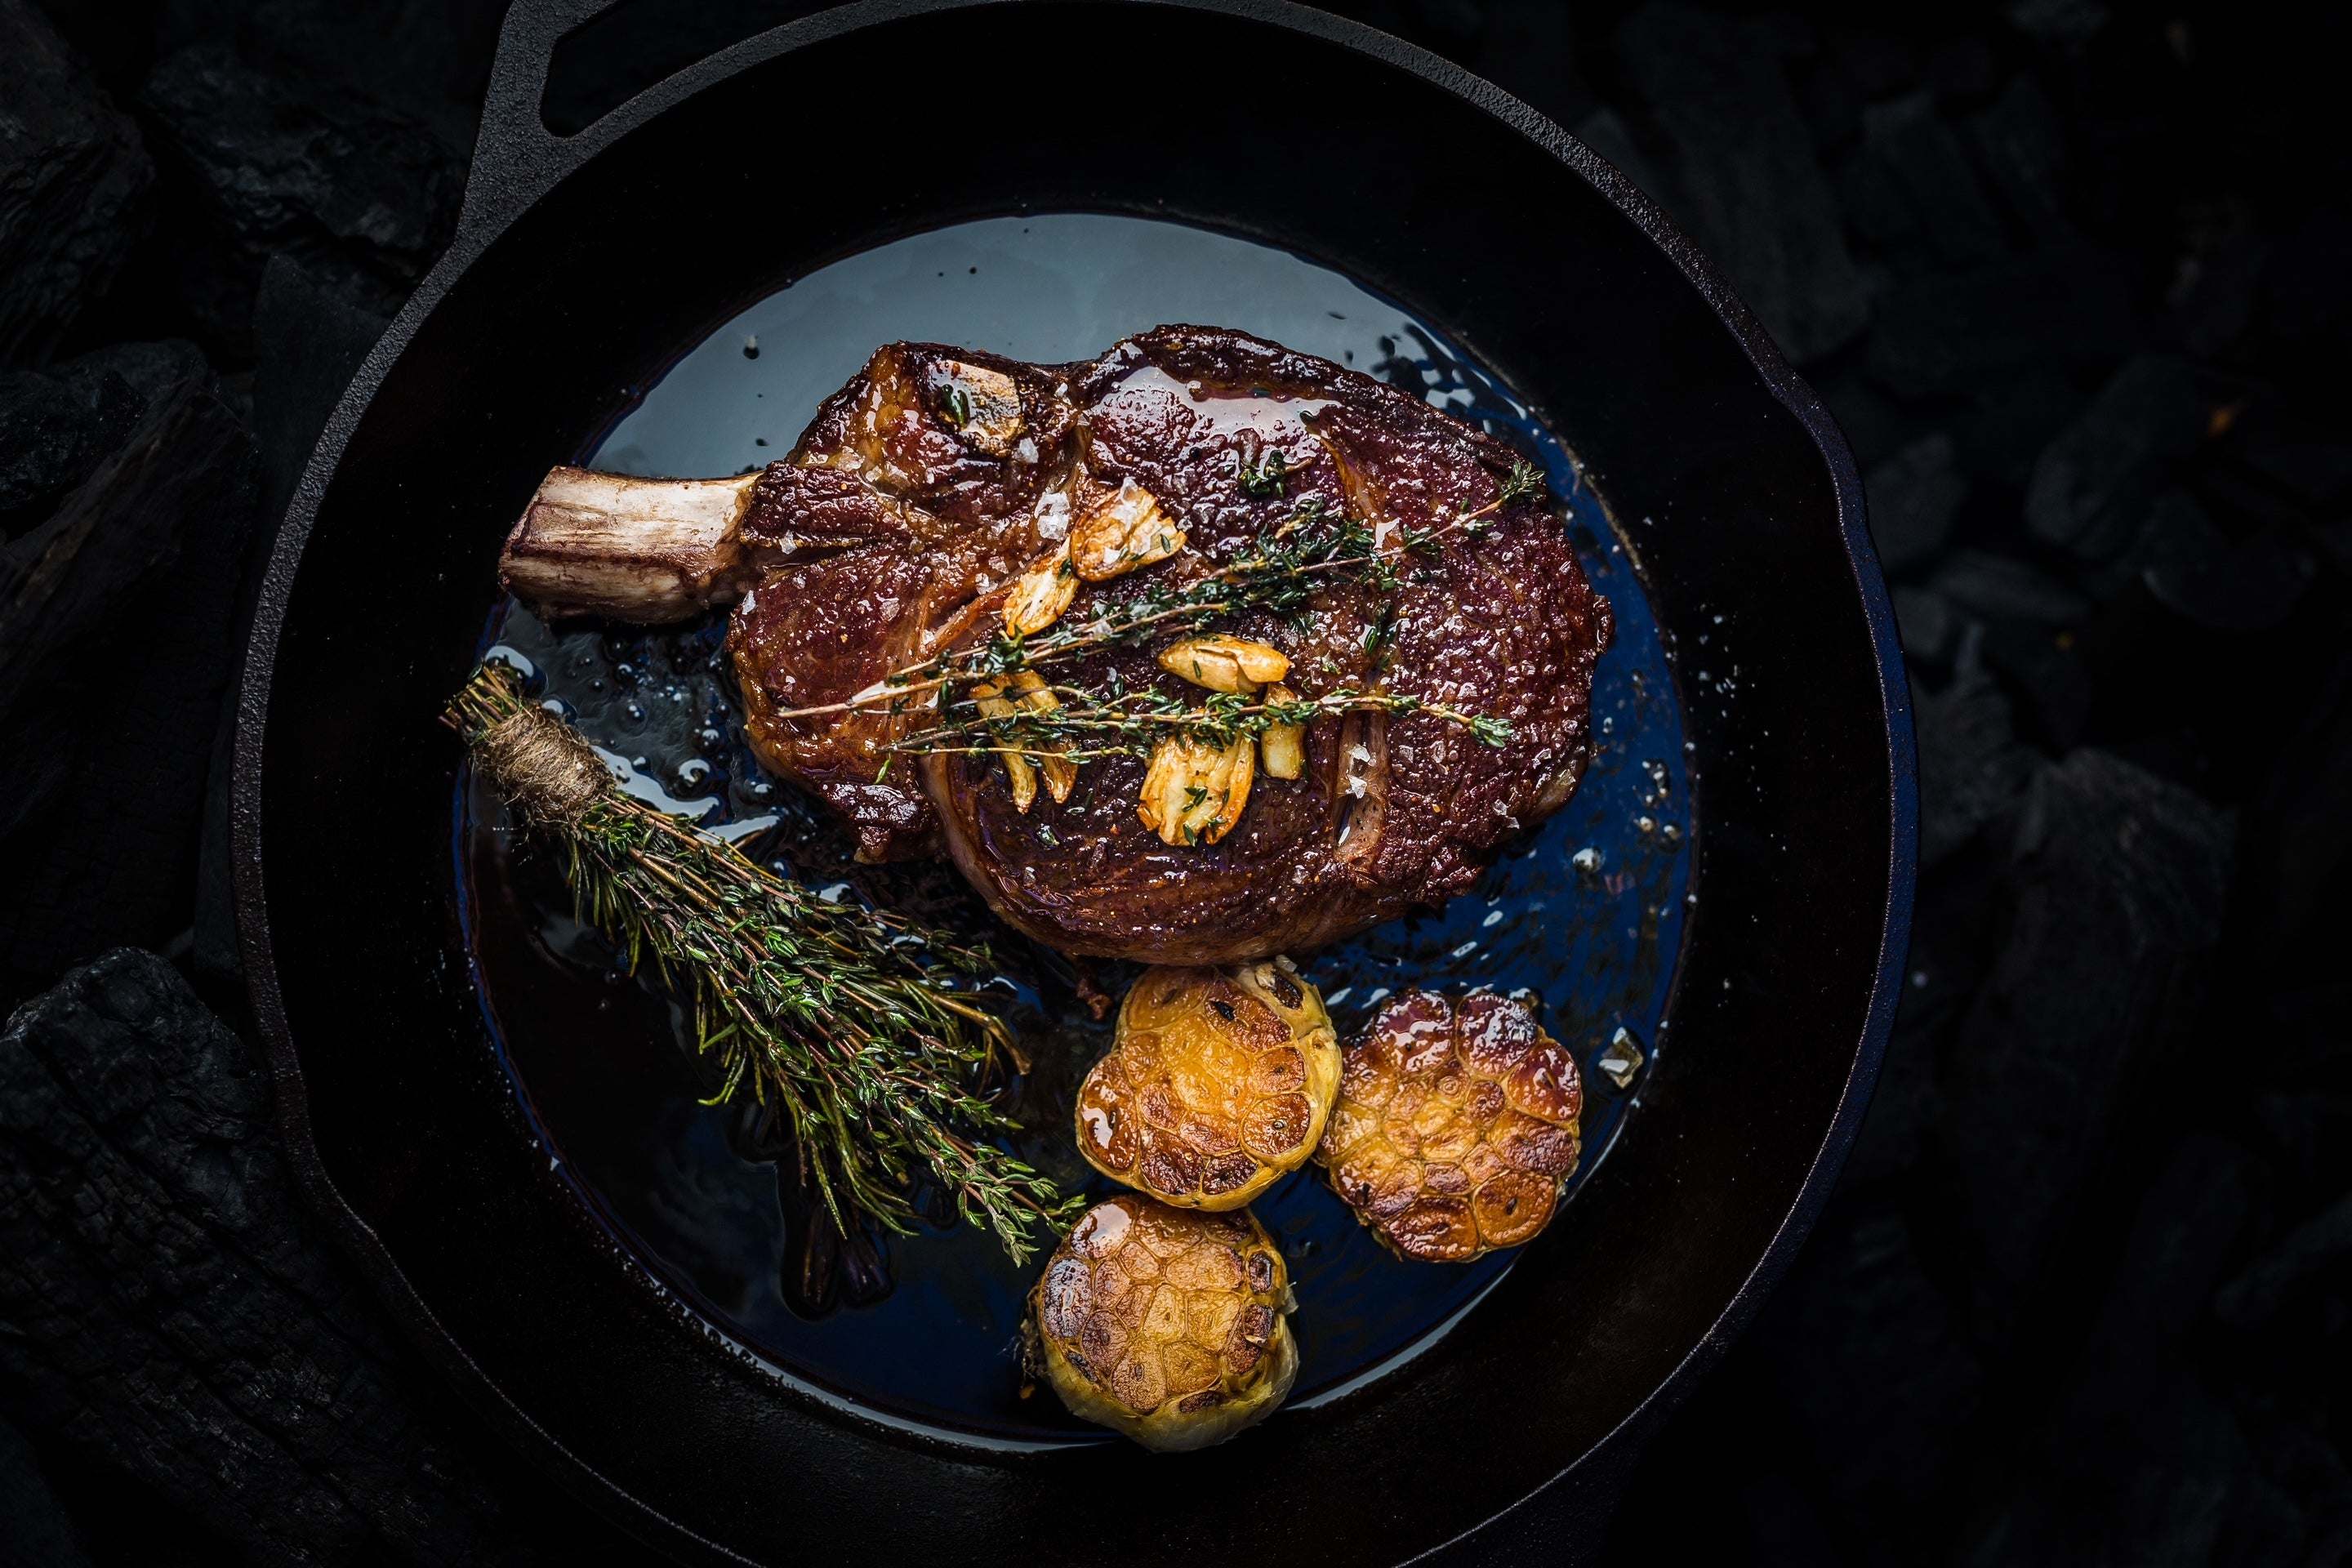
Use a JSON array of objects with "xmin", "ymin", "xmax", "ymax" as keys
[{"xmin": 1, "ymin": 1, "xmax": 2347, "ymax": 1563}]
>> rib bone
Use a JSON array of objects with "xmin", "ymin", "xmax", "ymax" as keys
[{"xmin": 498, "ymin": 466, "xmax": 760, "ymax": 623}]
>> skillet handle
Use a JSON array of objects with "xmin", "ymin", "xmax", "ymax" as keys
[{"xmin": 453, "ymin": 0, "xmax": 633, "ymax": 249}]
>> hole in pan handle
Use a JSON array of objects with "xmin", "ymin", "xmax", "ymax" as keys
[{"xmin": 455, "ymin": 0, "xmax": 623, "ymax": 248}]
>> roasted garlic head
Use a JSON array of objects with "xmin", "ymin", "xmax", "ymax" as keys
[
  {"xmin": 1317, "ymin": 990, "xmax": 1582, "ymax": 1262},
  {"xmin": 1078, "ymin": 962, "xmax": 1341, "ymax": 1209},
  {"xmin": 1028, "ymin": 1196, "xmax": 1297, "ymax": 1451}
]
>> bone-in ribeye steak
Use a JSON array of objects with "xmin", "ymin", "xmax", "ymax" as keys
[{"xmin": 499, "ymin": 326, "xmax": 1610, "ymax": 964}]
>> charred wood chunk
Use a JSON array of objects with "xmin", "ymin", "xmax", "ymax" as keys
[
  {"xmin": 0, "ymin": 3, "xmax": 153, "ymax": 368},
  {"xmin": 1932, "ymin": 750, "xmax": 2233, "ymax": 1359},
  {"xmin": 0, "ymin": 950, "xmax": 619, "ymax": 1566},
  {"xmin": 1610, "ymin": 2, "xmax": 1869, "ymax": 363},
  {"xmin": 136, "ymin": 44, "xmax": 461, "ymax": 359},
  {"xmin": 0, "ymin": 381, "xmax": 256, "ymax": 1008}
]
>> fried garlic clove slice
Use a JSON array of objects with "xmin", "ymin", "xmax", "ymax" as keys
[
  {"xmin": 1156, "ymin": 635, "xmax": 1292, "ymax": 694},
  {"xmin": 1071, "ymin": 478, "xmax": 1184, "ymax": 581},
  {"xmin": 1003, "ymin": 542, "xmax": 1078, "ymax": 637},
  {"xmin": 1259, "ymin": 682, "xmax": 1307, "ymax": 780},
  {"xmin": 971, "ymin": 679, "xmax": 1042, "ymax": 812},
  {"xmin": 1138, "ymin": 732, "xmax": 1254, "ymax": 846},
  {"xmin": 1008, "ymin": 671, "xmax": 1077, "ymax": 804}
]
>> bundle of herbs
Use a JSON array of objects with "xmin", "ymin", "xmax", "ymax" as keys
[{"xmin": 444, "ymin": 661, "xmax": 1080, "ymax": 1263}]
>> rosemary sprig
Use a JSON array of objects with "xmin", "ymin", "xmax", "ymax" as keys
[{"xmin": 445, "ymin": 662, "xmax": 1081, "ymax": 1263}]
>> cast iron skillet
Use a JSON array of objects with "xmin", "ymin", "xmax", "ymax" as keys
[{"xmin": 232, "ymin": 1, "xmax": 1916, "ymax": 1561}]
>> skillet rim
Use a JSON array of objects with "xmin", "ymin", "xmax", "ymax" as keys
[{"xmin": 230, "ymin": 0, "xmax": 1918, "ymax": 1560}]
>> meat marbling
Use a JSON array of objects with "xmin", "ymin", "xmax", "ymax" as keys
[{"xmin": 498, "ymin": 326, "xmax": 1610, "ymax": 964}]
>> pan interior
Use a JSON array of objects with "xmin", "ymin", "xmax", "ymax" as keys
[{"xmin": 457, "ymin": 212, "xmax": 1690, "ymax": 1444}]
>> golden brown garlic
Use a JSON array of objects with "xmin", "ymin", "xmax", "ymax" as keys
[
  {"xmin": 1027, "ymin": 1195, "xmax": 1297, "ymax": 1451},
  {"xmin": 1316, "ymin": 989, "xmax": 1582, "ymax": 1262},
  {"xmin": 1071, "ymin": 478, "xmax": 1183, "ymax": 580},
  {"xmin": 1077, "ymin": 962, "xmax": 1340, "ymax": 1209},
  {"xmin": 1156, "ymin": 635, "xmax": 1292, "ymax": 694},
  {"xmin": 1137, "ymin": 731, "xmax": 1254, "ymax": 846}
]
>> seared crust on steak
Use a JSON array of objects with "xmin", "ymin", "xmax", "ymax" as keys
[
  {"xmin": 922, "ymin": 328, "xmax": 1610, "ymax": 960},
  {"xmin": 499, "ymin": 326, "xmax": 1610, "ymax": 957}
]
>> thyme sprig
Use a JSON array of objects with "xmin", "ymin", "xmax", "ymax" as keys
[
  {"xmin": 445, "ymin": 662, "xmax": 1080, "ymax": 1263},
  {"xmin": 777, "ymin": 457, "xmax": 1548, "ymax": 725},
  {"xmin": 895, "ymin": 681, "xmax": 1512, "ymax": 764}
]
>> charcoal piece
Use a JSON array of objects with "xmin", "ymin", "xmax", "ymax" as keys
[
  {"xmin": 2237, "ymin": 648, "xmax": 2352, "ymax": 984},
  {"xmin": 0, "ymin": 950, "xmax": 639, "ymax": 1566},
  {"xmin": 2024, "ymin": 353, "xmax": 2208, "ymax": 559},
  {"xmin": 1853, "ymin": 91, "xmax": 2009, "ymax": 268},
  {"xmin": 1867, "ymin": 247, "xmax": 2138, "ymax": 399},
  {"xmin": 1953, "ymin": 364, "xmax": 2085, "ymax": 490},
  {"xmin": 2046, "ymin": 1133, "xmax": 2254, "ymax": 1458},
  {"xmin": 0, "ymin": 1, "xmax": 154, "ymax": 368},
  {"xmin": 1933, "ymin": 749, "xmax": 2232, "ymax": 1357},
  {"xmin": 1979, "ymin": 621, "xmax": 2095, "ymax": 752},
  {"xmin": 1750, "ymin": 1205, "xmax": 1983, "ymax": 1566},
  {"xmin": 0, "ymin": 1408, "xmax": 91, "ymax": 1568},
  {"xmin": 2255, "ymin": 209, "xmax": 2352, "ymax": 373},
  {"xmin": 2216, "ymin": 1187, "xmax": 2352, "ymax": 1337},
  {"xmin": 1966, "ymin": 74, "xmax": 2074, "ymax": 244},
  {"xmin": 51, "ymin": 336, "xmax": 210, "ymax": 407},
  {"xmin": 1864, "ymin": 430, "xmax": 1967, "ymax": 574},
  {"xmin": 1610, "ymin": 3, "xmax": 1869, "ymax": 363},
  {"xmin": 0, "ymin": 381, "xmax": 255, "ymax": 1008},
  {"xmin": 1891, "ymin": 585, "xmax": 1956, "ymax": 663},
  {"xmin": 136, "ymin": 44, "xmax": 461, "ymax": 359},
  {"xmin": 1915, "ymin": 678, "xmax": 2036, "ymax": 869},
  {"xmin": 2219, "ymin": 390, "xmax": 2352, "ymax": 517},
  {"xmin": 0, "ymin": 368, "xmax": 140, "ymax": 537},
  {"xmin": 2137, "ymin": 489, "xmax": 2314, "ymax": 634},
  {"xmin": 1929, "ymin": 548, "xmax": 2089, "ymax": 625},
  {"xmin": 2003, "ymin": 0, "xmax": 2111, "ymax": 46}
]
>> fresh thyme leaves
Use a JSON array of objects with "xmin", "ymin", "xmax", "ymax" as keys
[
  {"xmin": 768, "ymin": 454, "xmax": 1543, "ymax": 795},
  {"xmin": 938, "ymin": 383, "xmax": 973, "ymax": 429},
  {"xmin": 1236, "ymin": 448, "xmax": 1292, "ymax": 497},
  {"xmin": 444, "ymin": 662, "xmax": 1080, "ymax": 1263},
  {"xmin": 1499, "ymin": 457, "xmax": 1544, "ymax": 508},
  {"xmin": 885, "ymin": 681, "xmax": 1510, "ymax": 763}
]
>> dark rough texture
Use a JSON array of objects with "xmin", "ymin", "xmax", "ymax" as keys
[
  {"xmin": 0, "ymin": 0, "xmax": 2343, "ymax": 1558},
  {"xmin": 1912, "ymin": 677, "xmax": 2034, "ymax": 870},
  {"xmin": 0, "ymin": 381, "xmax": 256, "ymax": 1009},
  {"xmin": 1934, "ymin": 750, "xmax": 2234, "ymax": 1356},
  {"xmin": 1749, "ymin": 1206, "xmax": 1984, "ymax": 1567},
  {"xmin": 1927, "ymin": 547, "xmax": 2089, "ymax": 625},
  {"xmin": 136, "ymin": 42, "xmax": 461, "ymax": 359},
  {"xmin": 0, "ymin": 949, "xmax": 652, "ymax": 1566},
  {"xmin": 1863, "ymin": 430, "xmax": 1966, "ymax": 576},
  {"xmin": 0, "ymin": 337, "xmax": 204, "ymax": 538},
  {"xmin": 1610, "ymin": 3, "xmax": 1868, "ymax": 363},
  {"xmin": 0, "ymin": 0, "xmax": 153, "ymax": 368},
  {"xmin": 2024, "ymin": 354, "xmax": 2211, "ymax": 559},
  {"xmin": 1868, "ymin": 247, "xmax": 2140, "ymax": 398},
  {"xmin": 0, "ymin": 1406, "xmax": 91, "ymax": 1568},
  {"xmin": 2135, "ymin": 488, "xmax": 2315, "ymax": 635}
]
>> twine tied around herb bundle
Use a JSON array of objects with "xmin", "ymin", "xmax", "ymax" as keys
[
  {"xmin": 442, "ymin": 660, "xmax": 1081, "ymax": 1263},
  {"xmin": 469, "ymin": 697, "xmax": 608, "ymax": 831}
]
